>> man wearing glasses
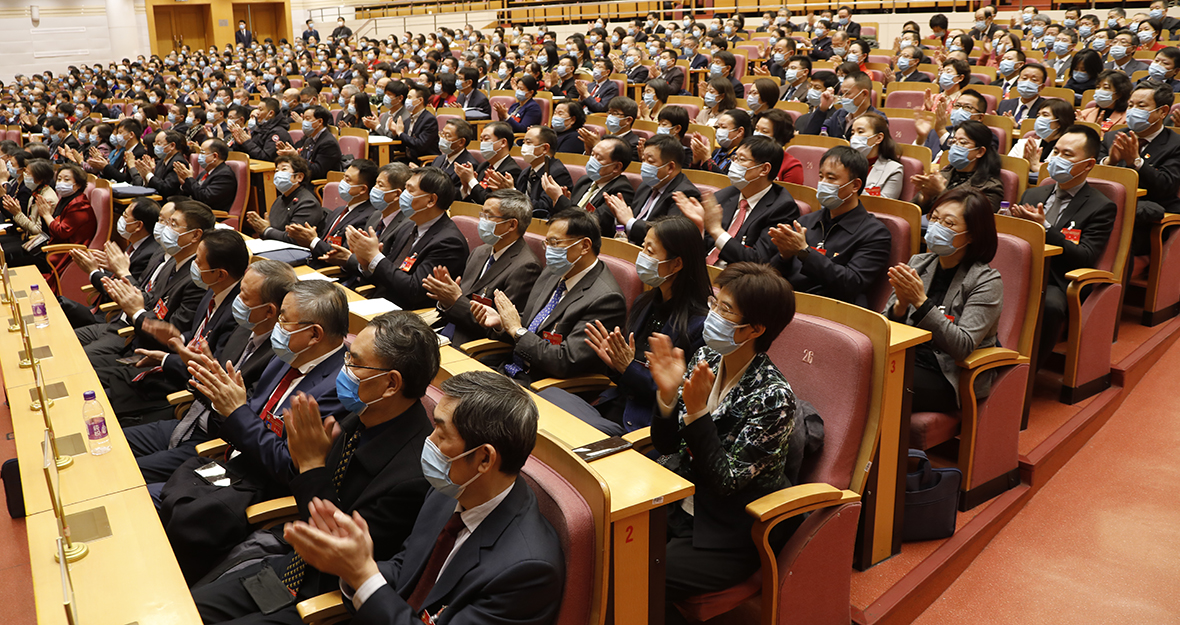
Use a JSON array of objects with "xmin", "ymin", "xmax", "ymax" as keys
[{"xmin": 915, "ymin": 89, "xmax": 997, "ymax": 160}]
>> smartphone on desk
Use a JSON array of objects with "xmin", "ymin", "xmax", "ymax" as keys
[{"xmin": 573, "ymin": 436, "xmax": 632, "ymax": 463}]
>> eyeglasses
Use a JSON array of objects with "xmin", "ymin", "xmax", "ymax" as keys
[
  {"xmin": 951, "ymin": 103, "xmax": 980, "ymax": 114},
  {"xmin": 477, "ymin": 211, "xmax": 509, "ymax": 221},
  {"xmin": 344, "ymin": 351, "xmax": 393, "ymax": 372},
  {"xmin": 707, "ymin": 296, "xmax": 744, "ymax": 323},
  {"xmin": 276, "ymin": 316, "xmax": 313, "ymax": 330},
  {"xmin": 544, "ymin": 236, "xmax": 581, "ymax": 247},
  {"xmin": 949, "ymin": 139, "xmax": 978, "ymax": 149}
]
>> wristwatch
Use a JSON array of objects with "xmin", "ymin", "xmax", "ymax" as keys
[{"xmin": 513, "ymin": 327, "xmax": 528, "ymax": 341}]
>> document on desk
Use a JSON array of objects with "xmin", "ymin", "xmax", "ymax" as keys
[
  {"xmin": 296, "ymin": 271, "xmax": 336, "ymax": 282},
  {"xmin": 348, "ymin": 298, "xmax": 400, "ymax": 317},
  {"xmin": 246, "ymin": 238, "xmax": 307, "ymax": 254}
]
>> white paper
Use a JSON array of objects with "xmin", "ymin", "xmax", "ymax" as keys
[
  {"xmin": 368, "ymin": 135, "xmax": 395, "ymax": 145},
  {"xmin": 0, "ymin": 223, "xmax": 13, "ymax": 231},
  {"xmin": 348, "ymin": 298, "xmax": 400, "ymax": 316},
  {"xmin": 297, "ymin": 271, "xmax": 336, "ymax": 282},
  {"xmin": 245, "ymin": 238, "xmax": 307, "ymax": 254},
  {"xmin": 213, "ymin": 222, "xmax": 235, "ymax": 230}
]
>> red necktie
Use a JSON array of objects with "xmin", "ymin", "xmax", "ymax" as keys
[
  {"xmin": 706, "ymin": 198, "xmax": 749, "ymax": 265},
  {"xmin": 326, "ymin": 207, "xmax": 350, "ymax": 237},
  {"xmin": 407, "ymin": 512, "xmax": 465, "ymax": 613},
  {"xmin": 260, "ymin": 367, "xmax": 301, "ymax": 423}
]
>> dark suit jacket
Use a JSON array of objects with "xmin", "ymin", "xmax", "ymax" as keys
[
  {"xmin": 443, "ymin": 237, "xmax": 542, "ymax": 345},
  {"xmin": 221, "ymin": 325, "xmax": 275, "ymax": 393},
  {"xmin": 235, "ymin": 30, "xmax": 254, "ymax": 47},
  {"xmin": 554, "ymin": 173, "xmax": 635, "ymax": 236},
  {"xmin": 627, "ymin": 65, "xmax": 651, "ymax": 84},
  {"xmin": 466, "ymin": 155, "xmax": 524, "ymax": 205},
  {"xmin": 352, "ymin": 481, "xmax": 563, "ymax": 625},
  {"xmin": 368, "ymin": 214, "xmax": 470, "ymax": 309},
  {"xmin": 133, "ymin": 153, "xmax": 185, "ymax": 198},
  {"xmin": 239, "ymin": 117, "xmax": 292, "ymax": 162},
  {"xmin": 658, "ymin": 67, "xmax": 686, "ymax": 94},
  {"xmin": 132, "ymin": 254, "xmax": 207, "ymax": 350},
  {"xmin": 296, "ymin": 129, "xmax": 343, "ymax": 180},
  {"xmin": 160, "ymin": 283, "xmax": 243, "ymax": 385},
  {"xmin": 500, "ymin": 261, "xmax": 627, "ymax": 380},
  {"xmin": 262, "ymin": 185, "xmax": 324, "ymax": 241},
  {"xmin": 342, "ymin": 209, "xmax": 405, "ymax": 281},
  {"xmin": 626, "ymin": 172, "xmax": 701, "ymax": 245},
  {"xmin": 1098, "ymin": 126, "xmax": 1180, "ymax": 213},
  {"xmin": 311, "ymin": 200, "xmax": 378, "ymax": 257},
  {"xmin": 456, "ymin": 89, "xmax": 491, "ymax": 119},
  {"xmin": 553, "ymin": 130, "xmax": 585, "ymax": 155},
  {"xmin": 100, "ymin": 142, "xmax": 146, "ymax": 184},
  {"xmin": 400, "ymin": 109, "xmax": 441, "ymax": 162},
  {"xmin": 430, "ymin": 149, "xmax": 478, "ymax": 189},
  {"xmin": 809, "ymin": 36, "xmax": 833, "ymax": 60},
  {"xmin": 582, "ymin": 79, "xmax": 620, "ymax": 113},
  {"xmin": 770, "ymin": 203, "xmax": 892, "ymax": 307},
  {"xmin": 505, "ymin": 99, "xmax": 542, "ymax": 133},
  {"xmin": 182, "ymin": 161, "xmax": 237, "ymax": 210},
  {"xmin": 898, "ymin": 69, "xmax": 932, "ymax": 83},
  {"xmin": 802, "ymin": 106, "xmax": 888, "ymax": 140},
  {"xmin": 1019, "ymin": 181, "xmax": 1118, "ymax": 291},
  {"xmin": 838, "ymin": 20, "xmax": 861, "ymax": 39},
  {"xmin": 707, "ymin": 184, "xmax": 800, "ymax": 265},
  {"xmin": 127, "ymin": 237, "xmax": 163, "ymax": 283},
  {"xmin": 517, "ymin": 158, "xmax": 573, "ymax": 218},
  {"xmin": 996, "ymin": 96, "xmax": 1046, "ymax": 124}
]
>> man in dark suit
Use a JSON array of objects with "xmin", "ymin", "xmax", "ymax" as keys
[
  {"xmin": 130, "ymin": 128, "xmax": 186, "ymax": 198},
  {"xmin": 285, "ymin": 159, "xmax": 379, "ymax": 263},
  {"xmin": 808, "ymin": 21, "xmax": 835, "ymax": 61},
  {"xmin": 514, "ymin": 125, "xmax": 573, "ymax": 218},
  {"xmin": 234, "ymin": 98, "xmax": 292, "ymax": 163},
  {"xmin": 191, "ymin": 312, "xmax": 439, "ymax": 625},
  {"xmin": 97, "ymin": 118, "xmax": 148, "ymax": 184},
  {"xmin": 397, "ymin": 84, "xmax": 441, "ymax": 163},
  {"xmin": 323, "ymin": 162, "xmax": 410, "ymax": 285},
  {"xmin": 681, "ymin": 36, "xmax": 710, "ymax": 70},
  {"xmin": 1098, "ymin": 80, "xmax": 1180, "ymax": 251},
  {"xmin": 625, "ymin": 50, "xmax": 651, "ymax": 84},
  {"xmin": 426, "ymin": 189, "xmax": 542, "ymax": 345},
  {"xmin": 178, "ymin": 138, "xmax": 237, "ymax": 210},
  {"xmin": 834, "ymin": 6, "xmax": 861, "ymax": 39},
  {"xmin": 124, "ymin": 259, "xmax": 296, "ymax": 482},
  {"xmin": 712, "ymin": 50, "xmax": 746, "ymax": 99},
  {"xmin": 247, "ymin": 154, "xmax": 325, "ymax": 241},
  {"xmin": 474, "ymin": 208, "xmax": 627, "ymax": 383},
  {"xmin": 579, "ymin": 58, "xmax": 621, "ymax": 114},
  {"xmin": 895, "ymin": 46, "xmax": 933, "ymax": 83},
  {"xmin": 968, "ymin": 7, "xmax": 1000, "ymax": 41},
  {"xmin": 61, "ymin": 196, "xmax": 161, "ymax": 328},
  {"xmin": 606, "ymin": 133, "xmax": 701, "ymax": 246},
  {"xmin": 235, "ymin": 20, "xmax": 253, "ymax": 47},
  {"xmin": 456, "ymin": 121, "xmax": 522, "ymax": 205},
  {"xmin": 159, "ymin": 280, "xmax": 348, "ymax": 583},
  {"xmin": 277, "ymin": 105, "xmax": 342, "ymax": 181},
  {"xmin": 770, "ymin": 146, "xmax": 891, "ymax": 308},
  {"xmin": 779, "ymin": 56, "xmax": 813, "ymax": 102},
  {"xmin": 455, "ymin": 67, "xmax": 491, "ymax": 120},
  {"xmin": 430, "ymin": 118, "xmax": 478, "ymax": 188},
  {"xmin": 369, "ymin": 81, "xmax": 412, "ymax": 139},
  {"xmin": 801, "ymin": 71, "xmax": 888, "ymax": 140},
  {"xmin": 41, "ymin": 117, "xmax": 81, "ymax": 164},
  {"xmin": 105, "ymin": 230, "xmax": 249, "ymax": 423},
  {"xmin": 350, "ymin": 167, "xmax": 469, "ymax": 310},
  {"xmin": 546, "ymin": 135, "xmax": 634, "ymax": 236},
  {"xmin": 996, "ymin": 63, "xmax": 1049, "ymax": 125},
  {"xmin": 283, "ymin": 370, "xmax": 563, "ymax": 625},
  {"xmin": 688, "ymin": 137, "xmax": 800, "ymax": 266},
  {"xmin": 1012, "ymin": 126, "xmax": 1117, "ymax": 366}
]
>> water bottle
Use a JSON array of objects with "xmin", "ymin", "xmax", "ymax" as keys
[
  {"xmin": 614, "ymin": 223, "xmax": 627, "ymax": 241},
  {"xmin": 999, "ymin": 201, "xmax": 1011, "ymax": 216},
  {"xmin": 30, "ymin": 284, "xmax": 48, "ymax": 328},
  {"xmin": 82, "ymin": 391, "xmax": 110, "ymax": 456}
]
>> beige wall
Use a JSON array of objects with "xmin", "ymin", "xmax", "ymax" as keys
[{"xmin": 145, "ymin": 0, "xmax": 292, "ymax": 56}]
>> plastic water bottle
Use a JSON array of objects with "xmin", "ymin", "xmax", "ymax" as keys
[
  {"xmin": 999, "ymin": 201, "xmax": 1011, "ymax": 216},
  {"xmin": 614, "ymin": 224, "xmax": 627, "ymax": 241},
  {"xmin": 30, "ymin": 284, "xmax": 48, "ymax": 328},
  {"xmin": 82, "ymin": 391, "xmax": 110, "ymax": 456}
]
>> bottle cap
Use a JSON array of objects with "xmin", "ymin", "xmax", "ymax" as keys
[
  {"xmin": 83, "ymin": 391, "xmax": 96, "ymax": 400},
  {"xmin": 30, "ymin": 285, "xmax": 39, "ymax": 291}
]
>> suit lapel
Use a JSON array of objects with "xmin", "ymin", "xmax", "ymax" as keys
[
  {"xmin": 540, "ymin": 262, "xmax": 601, "ymax": 330},
  {"xmin": 523, "ymin": 271, "xmax": 561, "ymax": 325},
  {"xmin": 1056, "ymin": 183, "xmax": 1093, "ymax": 228}
]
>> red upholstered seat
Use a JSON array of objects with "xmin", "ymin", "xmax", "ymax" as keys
[
  {"xmin": 338, "ymin": 135, "xmax": 365, "ymax": 161},
  {"xmin": 521, "ymin": 456, "xmax": 596, "ymax": 625},
  {"xmin": 888, "ymin": 117, "xmax": 918, "ymax": 146},
  {"xmin": 489, "ymin": 96, "xmax": 516, "ymax": 121},
  {"xmin": 674, "ymin": 103, "xmax": 700, "ymax": 119},
  {"xmin": 621, "ymin": 171, "xmax": 642, "ymax": 191},
  {"xmin": 884, "ymin": 90, "xmax": 925, "ymax": 110},
  {"xmin": 599, "ymin": 254, "xmax": 642, "ymax": 317},
  {"xmin": 864, "ymin": 212, "xmax": 915, "ymax": 312},
  {"xmin": 898, "ymin": 155, "xmax": 924, "ymax": 203},
  {"xmin": 523, "ymin": 232, "xmax": 547, "ymax": 267},
  {"xmin": 223, "ymin": 157, "xmax": 250, "ymax": 230},
  {"xmin": 451, "ymin": 214, "xmax": 481, "ymax": 250},
  {"xmin": 565, "ymin": 163, "xmax": 586, "ymax": 186},
  {"xmin": 784, "ymin": 144, "xmax": 827, "ymax": 188},
  {"xmin": 998, "ymin": 168, "xmax": 1021, "ymax": 205}
]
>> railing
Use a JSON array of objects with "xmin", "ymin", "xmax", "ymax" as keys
[{"xmin": 495, "ymin": 0, "xmax": 973, "ymax": 25}]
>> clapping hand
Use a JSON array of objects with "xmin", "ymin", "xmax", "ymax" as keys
[{"xmin": 585, "ymin": 320, "xmax": 635, "ymax": 373}]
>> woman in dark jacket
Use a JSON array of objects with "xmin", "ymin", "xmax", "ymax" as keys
[{"xmin": 552, "ymin": 101, "xmax": 586, "ymax": 154}]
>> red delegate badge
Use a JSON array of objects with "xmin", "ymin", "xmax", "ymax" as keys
[
  {"xmin": 399, "ymin": 253, "xmax": 418, "ymax": 272},
  {"xmin": 153, "ymin": 299, "xmax": 169, "ymax": 320},
  {"xmin": 542, "ymin": 331, "xmax": 563, "ymax": 345},
  {"xmin": 1062, "ymin": 228, "xmax": 1081, "ymax": 244}
]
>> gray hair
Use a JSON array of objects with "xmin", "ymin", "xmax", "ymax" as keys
[
  {"xmin": 341, "ymin": 84, "xmax": 360, "ymax": 99},
  {"xmin": 288, "ymin": 281, "xmax": 349, "ymax": 338},
  {"xmin": 247, "ymin": 259, "xmax": 298, "ymax": 307},
  {"xmin": 368, "ymin": 311, "xmax": 440, "ymax": 398},
  {"xmin": 380, "ymin": 162, "xmax": 412, "ymax": 191},
  {"xmin": 440, "ymin": 371, "xmax": 538, "ymax": 474},
  {"xmin": 487, "ymin": 188, "xmax": 532, "ymax": 236}
]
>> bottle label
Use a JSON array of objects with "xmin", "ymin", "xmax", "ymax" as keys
[
  {"xmin": 87, "ymin": 417, "xmax": 108, "ymax": 440},
  {"xmin": 32, "ymin": 303, "xmax": 46, "ymax": 317}
]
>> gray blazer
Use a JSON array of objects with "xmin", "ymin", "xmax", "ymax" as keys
[
  {"xmin": 864, "ymin": 157, "xmax": 905, "ymax": 200},
  {"xmin": 884, "ymin": 253, "xmax": 1003, "ymax": 406},
  {"xmin": 443, "ymin": 236, "xmax": 543, "ymax": 346},
  {"xmin": 1104, "ymin": 58, "xmax": 1148, "ymax": 76}
]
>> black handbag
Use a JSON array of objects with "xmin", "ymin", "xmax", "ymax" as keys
[{"xmin": 902, "ymin": 449, "xmax": 960, "ymax": 542}]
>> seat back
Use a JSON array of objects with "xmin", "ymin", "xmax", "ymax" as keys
[
  {"xmin": 783, "ymin": 145, "xmax": 829, "ymax": 188},
  {"xmin": 224, "ymin": 152, "xmax": 251, "ymax": 230},
  {"xmin": 883, "ymin": 90, "xmax": 926, "ymax": 110},
  {"xmin": 621, "ymin": 171, "xmax": 643, "ymax": 191},
  {"xmin": 861, "ymin": 196, "xmax": 922, "ymax": 312},
  {"xmin": 887, "ymin": 117, "xmax": 918, "ymax": 145},
  {"xmin": 338, "ymin": 135, "xmax": 366, "ymax": 161},
  {"xmin": 451, "ymin": 214, "xmax": 481, "ymax": 250},
  {"xmin": 318, "ymin": 170, "xmax": 349, "ymax": 214},
  {"xmin": 599, "ymin": 253, "xmax": 643, "ymax": 317},
  {"xmin": 490, "ymin": 95, "xmax": 516, "ymax": 121},
  {"xmin": 1084, "ymin": 165, "xmax": 1137, "ymax": 280},
  {"xmin": 521, "ymin": 434, "xmax": 609, "ymax": 625},
  {"xmin": 768, "ymin": 294, "xmax": 887, "ymax": 491},
  {"xmin": 87, "ymin": 179, "xmax": 112, "ymax": 248},
  {"xmin": 559, "ymin": 153, "xmax": 590, "ymax": 187},
  {"xmin": 777, "ymin": 182, "xmax": 816, "ymax": 215},
  {"xmin": 523, "ymin": 231, "xmax": 548, "ymax": 266},
  {"xmin": 681, "ymin": 169, "xmax": 729, "ymax": 198},
  {"xmin": 897, "ymin": 155, "xmax": 926, "ymax": 203}
]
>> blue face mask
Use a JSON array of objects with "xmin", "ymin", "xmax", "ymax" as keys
[
  {"xmin": 840, "ymin": 90, "xmax": 860, "ymax": 113},
  {"xmin": 1080, "ymin": 25, "xmax": 1092, "ymax": 38},
  {"xmin": 1126, "ymin": 106, "xmax": 1157, "ymax": 133},
  {"xmin": 515, "ymin": 89, "xmax": 527, "ymax": 102},
  {"xmin": 704, "ymin": 92, "xmax": 718, "ymax": 107},
  {"xmin": 1149, "ymin": 61, "xmax": 1170, "ymax": 81},
  {"xmin": 896, "ymin": 57, "xmax": 912, "ymax": 71},
  {"xmin": 337, "ymin": 180, "xmax": 354, "ymax": 201},
  {"xmin": 154, "ymin": 144, "xmax": 166, "ymax": 158},
  {"xmin": 189, "ymin": 260, "xmax": 217, "ymax": 290},
  {"xmin": 302, "ymin": 119, "xmax": 314, "ymax": 133},
  {"xmin": 271, "ymin": 323, "xmax": 314, "ymax": 364},
  {"xmin": 703, "ymin": 309, "xmax": 746, "ymax": 355},
  {"xmin": 999, "ymin": 59, "xmax": 1017, "ymax": 77},
  {"xmin": 336, "ymin": 365, "xmax": 388, "ymax": 415},
  {"xmin": 635, "ymin": 251, "xmax": 672, "ymax": 287},
  {"xmin": 1072, "ymin": 70, "xmax": 1090, "ymax": 83},
  {"xmin": 924, "ymin": 221, "xmax": 963, "ymax": 256},
  {"xmin": 1047, "ymin": 154, "xmax": 1090, "ymax": 184},
  {"xmin": 606, "ymin": 114, "xmax": 623, "ymax": 133},
  {"xmin": 586, "ymin": 156, "xmax": 605, "ymax": 182},
  {"xmin": 1016, "ymin": 79, "xmax": 1040, "ymax": 99},
  {"xmin": 420, "ymin": 438, "xmax": 481, "ymax": 499},
  {"xmin": 1034, "ymin": 116, "xmax": 1055, "ymax": 139},
  {"xmin": 939, "ymin": 73, "xmax": 957, "ymax": 90},
  {"xmin": 816, "ymin": 180, "xmax": 851, "ymax": 210},
  {"xmin": 1054, "ymin": 41, "xmax": 1072, "ymax": 56},
  {"xmin": 709, "ymin": 64, "xmax": 723, "ymax": 77},
  {"xmin": 478, "ymin": 216, "xmax": 505, "ymax": 245},
  {"xmin": 1140, "ymin": 30, "xmax": 1155, "ymax": 43},
  {"xmin": 55, "ymin": 181, "xmax": 74, "ymax": 196},
  {"xmin": 948, "ymin": 144, "xmax": 975, "ymax": 170},
  {"xmin": 1031, "ymin": 26, "xmax": 1044, "ymax": 38},
  {"xmin": 400, "ymin": 189, "xmax": 426, "ymax": 216},
  {"xmin": 274, "ymin": 170, "xmax": 296, "ymax": 194},
  {"xmin": 1093, "ymin": 89, "xmax": 1115, "ymax": 107},
  {"xmin": 545, "ymin": 240, "xmax": 580, "ymax": 275},
  {"xmin": 370, "ymin": 185, "xmax": 393, "ymax": 211},
  {"xmin": 232, "ymin": 295, "xmax": 268, "ymax": 329},
  {"xmin": 831, "ymin": 47, "xmax": 846, "ymax": 57},
  {"xmin": 640, "ymin": 161, "xmax": 664, "ymax": 187}
]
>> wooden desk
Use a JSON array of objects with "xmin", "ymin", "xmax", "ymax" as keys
[
  {"xmin": 436, "ymin": 358, "xmax": 694, "ymax": 625},
  {"xmin": 7, "ymin": 373, "xmax": 146, "ymax": 516},
  {"xmin": 26, "ymin": 489, "xmax": 200, "ymax": 624},
  {"xmin": 0, "ymin": 267, "xmax": 91, "ymax": 388},
  {"xmin": 369, "ymin": 135, "xmax": 397, "ymax": 166},
  {"xmin": 249, "ymin": 160, "xmax": 276, "ymax": 216}
]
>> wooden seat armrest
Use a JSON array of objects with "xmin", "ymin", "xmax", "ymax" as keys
[
  {"xmin": 1064, "ymin": 268, "xmax": 1117, "ymax": 286},
  {"xmin": 955, "ymin": 347, "xmax": 1027, "ymax": 370},
  {"xmin": 196, "ymin": 438, "xmax": 229, "ymax": 458},
  {"xmin": 116, "ymin": 325, "xmax": 135, "ymax": 337},
  {"xmin": 80, "ymin": 284, "xmax": 95, "ymax": 294},
  {"xmin": 99, "ymin": 301, "xmax": 120, "ymax": 312},
  {"xmin": 355, "ymin": 284, "xmax": 376, "ymax": 295},
  {"xmin": 317, "ymin": 266, "xmax": 343, "ymax": 277},
  {"xmin": 1158, "ymin": 214, "xmax": 1180, "ymax": 227},
  {"xmin": 622, "ymin": 426, "xmax": 651, "ymax": 447},
  {"xmin": 745, "ymin": 483, "xmax": 861, "ymax": 523},
  {"xmin": 297, "ymin": 591, "xmax": 348, "ymax": 624},
  {"xmin": 529, "ymin": 374, "xmax": 614, "ymax": 394},
  {"xmin": 460, "ymin": 338, "xmax": 513, "ymax": 358},
  {"xmin": 246, "ymin": 496, "xmax": 299, "ymax": 526},
  {"xmin": 168, "ymin": 390, "xmax": 194, "ymax": 406},
  {"xmin": 212, "ymin": 210, "xmax": 230, "ymax": 220},
  {"xmin": 41, "ymin": 243, "xmax": 87, "ymax": 255}
]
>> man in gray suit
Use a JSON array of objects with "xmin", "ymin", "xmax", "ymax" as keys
[
  {"xmin": 365, "ymin": 80, "xmax": 412, "ymax": 139},
  {"xmin": 1105, "ymin": 31, "xmax": 1148, "ymax": 76},
  {"xmin": 472, "ymin": 208, "xmax": 627, "ymax": 384},
  {"xmin": 425, "ymin": 189, "xmax": 543, "ymax": 345}
]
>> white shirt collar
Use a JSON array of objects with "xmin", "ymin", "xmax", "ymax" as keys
[
  {"xmin": 490, "ymin": 153, "xmax": 511, "ymax": 169},
  {"xmin": 1140, "ymin": 125, "xmax": 1166, "ymax": 145},
  {"xmin": 381, "ymin": 211, "xmax": 400, "ymax": 229},
  {"xmin": 414, "ymin": 212, "xmax": 444, "ymax": 237},
  {"xmin": 211, "ymin": 279, "xmax": 240, "ymax": 311},
  {"xmin": 454, "ymin": 481, "xmax": 515, "ymax": 528},
  {"xmin": 743, "ymin": 184, "xmax": 772, "ymax": 210},
  {"xmin": 298, "ymin": 343, "xmax": 343, "ymax": 375},
  {"xmin": 563, "ymin": 258, "xmax": 598, "ymax": 292}
]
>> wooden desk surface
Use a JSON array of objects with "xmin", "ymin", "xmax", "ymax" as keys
[
  {"xmin": 7, "ymin": 373, "xmax": 147, "ymax": 516},
  {"xmin": 887, "ymin": 321, "xmax": 932, "ymax": 352},
  {"xmin": 248, "ymin": 160, "xmax": 276, "ymax": 172},
  {"xmin": 26, "ymin": 488, "xmax": 201, "ymax": 625},
  {"xmin": 1045, "ymin": 244, "xmax": 1063, "ymax": 257}
]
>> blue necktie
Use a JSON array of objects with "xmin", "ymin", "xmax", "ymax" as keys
[{"xmin": 504, "ymin": 280, "xmax": 566, "ymax": 377}]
